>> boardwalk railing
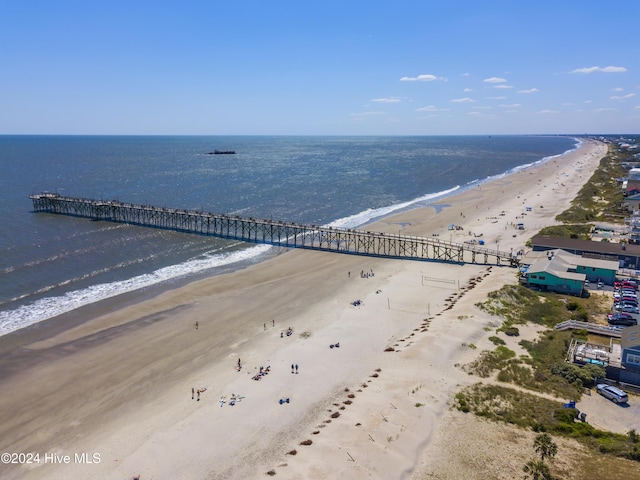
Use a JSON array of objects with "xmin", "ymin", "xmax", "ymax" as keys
[
  {"xmin": 555, "ymin": 320, "xmax": 622, "ymax": 338},
  {"xmin": 30, "ymin": 193, "xmax": 518, "ymax": 266}
]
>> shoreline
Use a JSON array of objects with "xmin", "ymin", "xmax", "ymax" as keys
[
  {"xmin": 1, "ymin": 137, "xmax": 582, "ymax": 340},
  {"xmin": 0, "ymin": 139, "xmax": 608, "ymax": 480}
]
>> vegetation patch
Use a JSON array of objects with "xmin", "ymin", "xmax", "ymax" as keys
[
  {"xmin": 463, "ymin": 345, "xmax": 516, "ymax": 378},
  {"xmin": 470, "ymin": 285, "xmax": 609, "ymax": 397},
  {"xmin": 554, "ymin": 146, "xmax": 626, "ymax": 224},
  {"xmin": 548, "ymin": 362, "xmax": 605, "ymax": 389},
  {"xmin": 476, "ymin": 284, "xmax": 609, "ymax": 329},
  {"xmin": 537, "ymin": 223, "xmax": 595, "ymax": 240},
  {"xmin": 454, "ymin": 383, "xmax": 640, "ymax": 462}
]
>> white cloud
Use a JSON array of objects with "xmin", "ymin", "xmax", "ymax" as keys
[
  {"xmin": 349, "ymin": 111, "xmax": 384, "ymax": 117},
  {"xmin": 584, "ymin": 100, "xmax": 592, "ymax": 104},
  {"xmin": 466, "ymin": 111, "xmax": 497, "ymax": 117},
  {"xmin": 613, "ymin": 87, "xmax": 624, "ymax": 92},
  {"xmin": 493, "ymin": 84, "xmax": 513, "ymax": 89},
  {"xmin": 400, "ymin": 74, "xmax": 445, "ymax": 82},
  {"xmin": 415, "ymin": 106, "xmax": 450, "ymax": 113},
  {"xmin": 518, "ymin": 88, "xmax": 538, "ymax": 94},
  {"xmin": 484, "ymin": 77, "xmax": 507, "ymax": 83},
  {"xmin": 610, "ymin": 93, "xmax": 636, "ymax": 100},
  {"xmin": 595, "ymin": 108, "xmax": 618, "ymax": 112},
  {"xmin": 571, "ymin": 66, "xmax": 627, "ymax": 74},
  {"xmin": 371, "ymin": 97, "xmax": 401, "ymax": 103},
  {"xmin": 499, "ymin": 104, "xmax": 521, "ymax": 108},
  {"xmin": 450, "ymin": 97, "xmax": 475, "ymax": 103},
  {"xmin": 463, "ymin": 88, "xmax": 473, "ymax": 92},
  {"xmin": 537, "ymin": 110, "xmax": 558, "ymax": 114}
]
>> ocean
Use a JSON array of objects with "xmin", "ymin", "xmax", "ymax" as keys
[{"xmin": 0, "ymin": 135, "xmax": 578, "ymax": 336}]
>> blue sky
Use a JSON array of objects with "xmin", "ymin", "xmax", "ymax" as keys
[{"xmin": 1, "ymin": 1, "xmax": 639, "ymax": 135}]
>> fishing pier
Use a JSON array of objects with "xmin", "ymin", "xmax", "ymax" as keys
[{"xmin": 30, "ymin": 193, "xmax": 517, "ymax": 266}]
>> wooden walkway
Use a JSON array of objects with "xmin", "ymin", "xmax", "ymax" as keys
[
  {"xmin": 30, "ymin": 193, "xmax": 518, "ymax": 266},
  {"xmin": 555, "ymin": 320, "xmax": 623, "ymax": 338}
]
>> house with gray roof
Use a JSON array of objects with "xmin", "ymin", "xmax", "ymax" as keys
[
  {"xmin": 521, "ymin": 249, "xmax": 618, "ymax": 293},
  {"xmin": 531, "ymin": 235, "xmax": 640, "ymax": 273}
]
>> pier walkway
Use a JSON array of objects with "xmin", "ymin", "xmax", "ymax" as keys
[{"xmin": 30, "ymin": 193, "xmax": 518, "ymax": 266}]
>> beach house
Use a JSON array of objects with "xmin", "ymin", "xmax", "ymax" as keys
[
  {"xmin": 532, "ymin": 235, "xmax": 640, "ymax": 274},
  {"xmin": 618, "ymin": 325, "xmax": 640, "ymax": 386},
  {"xmin": 565, "ymin": 325, "xmax": 640, "ymax": 388},
  {"xmin": 625, "ymin": 167, "xmax": 640, "ymax": 196},
  {"xmin": 624, "ymin": 193, "xmax": 640, "ymax": 212},
  {"xmin": 521, "ymin": 249, "xmax": 618, "ymax": 294}
]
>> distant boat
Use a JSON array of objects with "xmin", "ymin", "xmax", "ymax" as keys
[{"xmin": 206, "ymin": 150, "xmax": 236, "ymax": 155}]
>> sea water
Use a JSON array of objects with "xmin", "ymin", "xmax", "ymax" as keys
[{"xmin": 0, "ymin": 135, "xmax": 578, "ymax": 335}]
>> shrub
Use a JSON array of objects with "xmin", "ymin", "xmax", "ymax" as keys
[
  {"xmin": 550, "ymin": 362, "xmax": 605, "ymax": 388},
  {"xmin": 504, "ymin": 327, "xmax": 520, "ymax": 337},
  {"xmin": 567, "ymin": 301, "xmax": 580, "ymax": 311}
]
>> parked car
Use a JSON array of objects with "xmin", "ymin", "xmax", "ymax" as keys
[
  {"xmin": 596, "ymin": 384, "xmax": 629, "ymax": 404},
  {"xmin": 618, "ymin": 296, "xmax": 638, "ymax": 303},
  {"xmin": 618, "ymin": 289, "xmax": 637, "ymax": 297},
  {"xmin": 615, "ymin": 297, "xmax": 638, "ymax": 305},
  {"xmin": 614, "ymin": 305, "xmax": 640, "ymax": 314},
  {"xmin": 620, "ymin": 299, "xmax": 639, "ymax": 306},
  {"xmin": 608, "ymin": 310, "xmax": 636, "ymax": 319},
  {"xmin": 622, "ymin": 281, "xmax": 638, "ymax": 291},
  {"xmin": 619, "ymin": 303, "xmax": 639, "ymax": 310},
  {"xmin": 608, "ymin": 314, "xmax": 637, "ymax": 326}
]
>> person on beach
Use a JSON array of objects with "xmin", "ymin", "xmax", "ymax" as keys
[
  {"xmin": 272, "ymin": 319, "xmax": 274, "ymax": 327},
  {"xmin": 195, "ymin": 321, "xmax": 198, "ymax": 330},
  {"xmin": 192, "ymin": 387, "xmax": 194, "ymax": 400},
  {"xmin": 291, "ymin": 364, "xmax": 294, "ymax": 374},
  {"xmin": 197, "ymin": 390, "xmax": 200, "ymax": 401},
  {"xmin": 264, "ymin": 323, "xmax": 266, "ymax": 330},
  {"xmin": 295, "ymin": 364, "xmax": 298, "ymax": 374}
]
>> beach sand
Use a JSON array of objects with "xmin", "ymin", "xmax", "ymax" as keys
[{"xmin": 0, "ymin": 139, "xmax": 608, "ymax": 480}]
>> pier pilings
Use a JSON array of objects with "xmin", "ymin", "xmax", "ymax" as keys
[{"xmin": 30, "ymin": 193, "xmax": 517, "ymax": 266}]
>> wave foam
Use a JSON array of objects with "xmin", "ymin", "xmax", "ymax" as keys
[
  {"xmin": 327, "ymin": 185, "xmax": 461, "ymax": 229},
  {"xmin": 0, "ymin": 244, "xmax": 272, "ymax": 337}
]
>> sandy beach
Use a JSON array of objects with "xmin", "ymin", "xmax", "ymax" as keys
[{"xmin": 0, "ymin": 139, "xmax": 609, "ymax": 479}]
